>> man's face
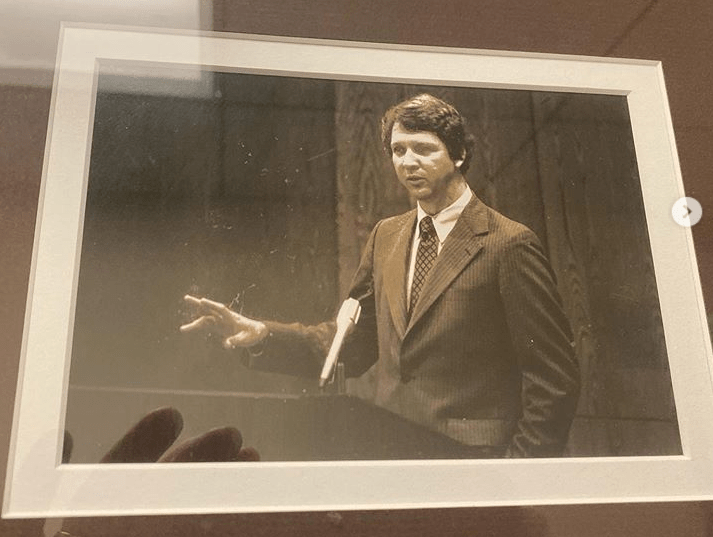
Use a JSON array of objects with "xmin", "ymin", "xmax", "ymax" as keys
[{"xmin": 390, "ymin": 122, "xmax": 461, "ymax": 213}]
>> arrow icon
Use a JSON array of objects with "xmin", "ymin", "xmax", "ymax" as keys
[{"xmin": 672, "ymin": 197, "xmax": 702, "ymax": 227}]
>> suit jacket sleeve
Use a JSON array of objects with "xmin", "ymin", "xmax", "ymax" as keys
[
  {"xmin": 243, "ymin": 223, "xmax": 381, "ymax": 379},
  {"xmin": 498, "ymin": 229, "xmax": 580, "ymax": 457}
]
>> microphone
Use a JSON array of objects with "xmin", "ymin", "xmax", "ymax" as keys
[{"xmin": 319, "ymin": 298, "xmax": 361, "ymax": 388}]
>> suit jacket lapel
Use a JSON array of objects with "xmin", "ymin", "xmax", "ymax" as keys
[
  {"xmin": 383, "ymin": 211, "xmax": 416, "ymax": 339},
  {"xmin": 406, "ymin": 196, "xmax": 490, "ymax": 332}
]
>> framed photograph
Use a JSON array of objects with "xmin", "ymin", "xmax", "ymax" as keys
[{"xmin": 4, "ymin": 24, "xmax": 713, "ymax": 517}]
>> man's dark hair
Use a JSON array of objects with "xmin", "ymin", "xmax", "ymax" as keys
[{"xmin": 381, "ymin": 93, "xmax": 475, "ymax": 174}]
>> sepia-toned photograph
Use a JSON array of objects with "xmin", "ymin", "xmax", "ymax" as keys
[
  {"xmin": 63, "ymin": 63, "xmax": 679, "ymax": 463},
  {"xmin": 5, "ymin": 26, "xmax": 713, "ymax": 518}
]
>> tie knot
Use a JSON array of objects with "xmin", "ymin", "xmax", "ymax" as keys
[{"xmin": 419, "ymin": 216, "xmax": 436, "ymax": 241}]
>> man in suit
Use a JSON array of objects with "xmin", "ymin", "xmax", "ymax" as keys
[{"xmin": 182, "ymin": 94, "xmax": 580, "ymax": 458}]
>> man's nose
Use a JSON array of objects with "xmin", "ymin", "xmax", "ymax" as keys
[{"xmin": 402, "ymin": 148, "xmax": 419, "ymax": 167}]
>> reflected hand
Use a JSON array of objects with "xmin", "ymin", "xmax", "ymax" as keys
[
  {"xmin": 180, "ymin": 294, "xmax": 269, "ymax": 349},
  {"xmin": 59, "ymin": 409, "xmax": 260, "ymax": 537}
]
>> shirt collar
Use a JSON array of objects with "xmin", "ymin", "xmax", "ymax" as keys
[{"xmin": 416, "ymin": 187, "xmax": 473, "ymax": 243}]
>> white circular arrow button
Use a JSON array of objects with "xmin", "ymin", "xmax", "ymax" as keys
[{"xmin": 672, "ymin": 197, "xmax": 702, "ymax": 227}]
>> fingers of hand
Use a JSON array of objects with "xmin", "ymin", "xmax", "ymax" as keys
[
  {"xmin": 183, "ymin": 294, "xmax": 201, "ymax": 306},
  {"xmin": 223, "ymin": 320, "xmax": 268, "ymax": 349},
  {"xmin": 185, "ymin": 295, "xmax": 233, "ymax": 320},
  {"xmin": 199, "ymin": 298, "xmax": 233, "ymax": 317},
  {"xmin": 223, "ymin": 332, "xmax": 251, "ymax": 349},
  {"xmin": 182, "ymin": 296, "xmax": 259, "ymax": 344},
  {"xmin": 180, "ymin": 315, "xmax": 217, "ymax": 333}
]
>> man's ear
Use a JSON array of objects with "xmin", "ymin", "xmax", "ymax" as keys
[{"xmin": 454, "ymin": 151, "xmax": 466, "ymax": 169}]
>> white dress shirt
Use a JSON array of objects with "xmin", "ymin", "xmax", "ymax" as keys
[{"xmin": 406, "ymin": 187, "xmax": 473, "ymax": 304}]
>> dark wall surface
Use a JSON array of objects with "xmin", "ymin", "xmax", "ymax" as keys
[{"xmin": 70, "ymin": 69, "xmax": 338, "ymax": 395}]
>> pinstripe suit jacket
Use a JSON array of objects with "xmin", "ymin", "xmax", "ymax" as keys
[{"xmin": 263, "ymin": 195, "xmax": 580, "ymax": 457}]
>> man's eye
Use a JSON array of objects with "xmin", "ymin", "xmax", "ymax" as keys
[
  {"xmin": 415, "ymin": 145, "xmax": 435, "ymax": 155},
  {"xmin": 392, "ymin": 146, "xmax": 405, "ymax": 156}
]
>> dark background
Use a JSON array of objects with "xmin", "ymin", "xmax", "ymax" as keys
[{"xmin": 2, "ymin": 0, "xmax": 713, "ymax": 534}]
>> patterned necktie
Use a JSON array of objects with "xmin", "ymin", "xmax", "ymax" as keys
[{"xmin": 410, "ymin": 216, "xmax": 438, "ymax": 313}]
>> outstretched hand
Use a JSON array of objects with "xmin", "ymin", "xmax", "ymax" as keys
[{"xmin": 180, "ymin": 295, "xmax": 269, "ymax": 349}]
